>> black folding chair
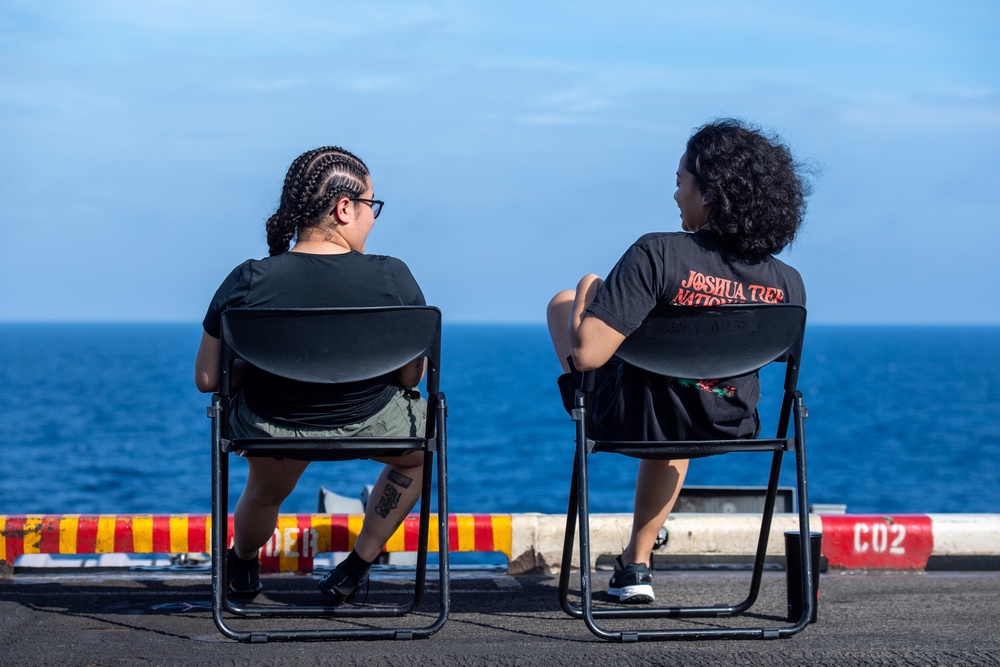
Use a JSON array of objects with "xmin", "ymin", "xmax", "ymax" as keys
[
  {"xmin": 558, "ymin": 304, "xmax": 813, "ymax": 641},
  {"xmin": 208, "ymin": 306, "xmax": 449, "ymax": 642}
]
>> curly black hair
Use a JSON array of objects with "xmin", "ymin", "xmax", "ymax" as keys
[
  {"xmin": 264, "ymin": 146, "xmax": 370, "ymax": 256},
  {"xmin": 685, "ymin": 119, "xmax": 810, "ymax": 260}
]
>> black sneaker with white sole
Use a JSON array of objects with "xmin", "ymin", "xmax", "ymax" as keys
[{"xmin": 607, "ymin": 555, "xmax": 654, "ymax": 604}]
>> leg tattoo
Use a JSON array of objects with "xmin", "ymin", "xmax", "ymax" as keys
[
  {"xmin": 387, "ymin": 469, "xmax": 413, "ymax": 489},
  {"xmin": 374, "ymin": 470, "xmax": 415, "ymax": 519}
]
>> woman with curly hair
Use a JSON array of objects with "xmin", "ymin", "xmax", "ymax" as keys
[{"xmin": 547, "ymin": 119, "xmax": 810, "ymax": 603}]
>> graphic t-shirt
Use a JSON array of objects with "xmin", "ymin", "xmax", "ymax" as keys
[
  {"xmin": 203, "ymin": 251, "xmax": 425, "ymax": 427},
  {"xmin": 585, "ymin": 230, "xmax": 805, "ymax": 441}
]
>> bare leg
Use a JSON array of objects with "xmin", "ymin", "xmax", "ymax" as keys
[
  {"xmin": 547, "ymin": 290, "xmax": 576, "ymax": 372},
  {"xmin": 233, "ymin": 457, "xmax": 310, "ymax": 559},
  {"xmin": 551, "ymin": 274, "xmax": 684, "ymax": 567},
  {"xmin": 620, "ymin": 459, "xmax": 689, "ymax": 566},
  {"xmin": 547, "ymin": 274, "xmax": 605, "ymax": 372},
  {"xmin": 353, "ymin": 451, "xmax": 425, "ymax": 562}
]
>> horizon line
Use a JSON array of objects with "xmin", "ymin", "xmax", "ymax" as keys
[{"xmin": 1, "ymin": 319, "xmax": 999, "ymax": 328}]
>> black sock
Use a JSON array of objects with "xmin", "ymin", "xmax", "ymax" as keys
[
  {"xmin": 343, "ymin": 550, "xmax": 372, "ymax": 576},
  {"xmin": 230, "ymin": 547, "xmax": 256, "ymax": 563}
]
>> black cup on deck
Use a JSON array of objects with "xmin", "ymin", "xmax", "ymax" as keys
[{"xmin": 784, "ymin": 531, "xmax": 822, "ymax": 623}]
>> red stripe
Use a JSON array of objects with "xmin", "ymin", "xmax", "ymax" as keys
[
  {"xmin": 40, "ymin": 516, "xmax": 61, "ymax": 554},
  {"xmin": 259, "ymin": 555, "xmax": 279, "ymax": 573},
  {"xmin": 189, "ymin": 515, "xmax": 208, "ymax": 554},
  {"xmin": 473, "ymin": 515, "xmax": 494, "ymax": 552},
  {"xmin": 114, "ymin": 516, "xmax": 133, "ymax": 553},
  {"xmin": 404, "ymin": 516, "xmax": 420, "ymax": 552},
  {"xmin": 329, "ymin": 515, "xmax": 350, "ymax": 552},
  {"xmin": 3, "ymin": 516, "xmax": 25, "ymax": 561},
  {"xmin": 76, "ymin": 516, "xmax": 98, "ymax": 554},
  {"xmin": 448, "ymin": 516, "xmax": 459, "ymax": 552},
  {"xmin": 152, "ymin": 516, "xmax": 171, "ymax": 552},
  {"xmin": 822, "ymin": 514, "xmax": 933, "ymax": 570}
]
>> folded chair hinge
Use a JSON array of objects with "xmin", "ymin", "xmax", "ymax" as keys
[{"xmin": 571, "ymin": 408, "xmax": 585, "ymax": 422}]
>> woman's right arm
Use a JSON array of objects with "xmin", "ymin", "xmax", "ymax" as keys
[
  {"xmin": 194, "ymin": 330, "xmax": 221, "ymax": 393},
  {"xmin": 570, "ymin": 275, "xmax": 627, "ymax": 371}
]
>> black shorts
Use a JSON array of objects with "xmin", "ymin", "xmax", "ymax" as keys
[
  {"xmin": 557, "ymin": 356, "xmax": 757, "ymax": 448},
  {"xmin": 556, "ymin": 356, "xmax": 625, "ymax": 438}
]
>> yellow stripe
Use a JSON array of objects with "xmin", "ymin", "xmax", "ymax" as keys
[
  {"xmin": 95, "ymin": 515, "xmax": 116, "ymax": 553},
  {"xmin": 204, "ymin": 515, "xmax": 213, "ymax": 553},
  {"xmin": 492, "ymin": 515, "xmax": 513, "ymax": 559},
  {"xmin": 21, "ymin": 516, "xmax": 43, "ymax": 554},
  {"xmin": 456, "ymin": 514, "xmax": 476, "ymax": 552},
  {"xmin": 311, "ymin": 515, "xmax": 331, "ymax": 555},
  {"xmin": 169, "ymin": 515, "xmax": 188, "ymax": 553},
  {"xmin": 347, "ymin": 515, "xmax": 364, "ymax": 551},
  {"xmin": 427, "ymin": 514, "xmax": 440, "ymax": 553},
  {"xmin": 384, "ymin": 519, "xmax": 406, "ymax": 553},
  {"xmin": 0, "ymin": 517, "xmax": 6, "ymax": 561},
  {"xmin": 59, "ymin": 516, "xmax": 78, "ymax": 554},
  {"xmin": 132, "ymin": 515, "xmax": 153, "ymax": 553},
  {"xmin": 275, "ymin": 515, "xmax": 299, "ymax": 571}
]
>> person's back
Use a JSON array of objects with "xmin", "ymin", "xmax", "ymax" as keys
[
  {"xmin": 195, "ymin": 146, "xmax": 428, "ymax": 605},
  {"xmin": 204, "ymin": 250, "xmax": 423, "ymax": 426},
  {"xmin": 547, "ymin": 118, "xmax": 811, "ymax": 604},
  {"xmin": 585, "ymin": 229, "xmax": 805, "ymax": 441}
]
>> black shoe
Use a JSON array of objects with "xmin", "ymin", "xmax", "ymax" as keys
[
  {"xmin": 607, "ymin": 555, "xmax": 654, "ymax": 604},
  {"xmin": 227, "ymin": 548, "xmax": 263, "ymax": 600},
  {"xmin": 318, "ymin": 560, "xmax": 370, "ymax": 606}
]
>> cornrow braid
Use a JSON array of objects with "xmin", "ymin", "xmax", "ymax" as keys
[{"xmin": 265, "ymin": 146, "xmax": 371, "ymax": 255}]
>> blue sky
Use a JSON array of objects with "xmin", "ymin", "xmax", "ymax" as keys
[{"xmin": 1, "ymin": 1, "xmax": 998, "ymax": 324}]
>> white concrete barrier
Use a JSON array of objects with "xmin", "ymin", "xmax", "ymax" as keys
[{"xmin": 510, "ymin": 513, "xmax": 1000, "ymax": 574}]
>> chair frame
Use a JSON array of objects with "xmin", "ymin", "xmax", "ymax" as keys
[
  {"xmin": 557, "ymin": 304, "xmax": 813, "ymax": 641},
  {"xmin": 209, "ymin": 306, "xmax": 449, "ymax": 642}
]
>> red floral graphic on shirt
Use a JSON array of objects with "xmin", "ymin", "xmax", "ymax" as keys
[{"xmin": 675, "ymin": 378, "xmax": 736, "ymax": 398}]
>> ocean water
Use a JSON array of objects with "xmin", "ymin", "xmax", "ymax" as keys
[{"xmin": 1, "ymin": 323, "xmax": 998, "ymax": 517}]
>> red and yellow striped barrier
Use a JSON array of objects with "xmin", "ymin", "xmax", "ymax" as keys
[{"xmin": 0, "ymin": 514, "xmax": 512, "ymax": 573}]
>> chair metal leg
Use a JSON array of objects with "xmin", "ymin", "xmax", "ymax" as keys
[
  {"xmin": 557, "ymin": 457, "xmax": 581, "ymax": 616},
  {"xmin": 210, "ymin": 393, "xmax": 451, "ymax": 642},
  {"xmin": 559, "ymin": 393, "xmax": 815, "ymax": 641},
  {"xmin": 787, "ymin": 391, "xmax": 814, "ymax": 630}
]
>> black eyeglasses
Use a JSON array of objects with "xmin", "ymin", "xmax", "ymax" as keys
[{"xmin": 350, "ymin": 197, "xmax": 383, "ymax": 219}]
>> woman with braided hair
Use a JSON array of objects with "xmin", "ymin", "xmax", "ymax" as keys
[
  {"xmin": 195, "ymin": 146, "xmax": 426, "ymax": 604},
  {"xmin": 547, "ymin": 119, "xmax": 810, "ymax": 603}
]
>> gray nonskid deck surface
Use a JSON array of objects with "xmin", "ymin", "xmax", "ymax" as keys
[{"xmin": 1, "ymin": 569, "xmax": 998, "ymax": 666}]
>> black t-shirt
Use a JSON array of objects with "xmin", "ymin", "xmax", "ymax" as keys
[
  {"xmin": 585, "ymin": 230, "xmax": 806, "ymax": 441},
  {"xmin": 203, "ymin": 251, "xmax": 425, "ymax": 427}
]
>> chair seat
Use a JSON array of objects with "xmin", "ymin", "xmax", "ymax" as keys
[
  {"xmin": 227, "ymin": 437, "xmax": 427, "ymax": 461},
  {"xmin": 589, "ymin": 437, "xmax": 793, "ymax": 458}
]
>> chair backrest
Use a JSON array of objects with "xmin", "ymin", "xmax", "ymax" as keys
[
  {"xmin": 219, "ymin": 306, "xmax": 441, "ymax": 392},
  {"xmin": 614, "ymin": 304, "xmax": 806, "ymax": 389}
]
